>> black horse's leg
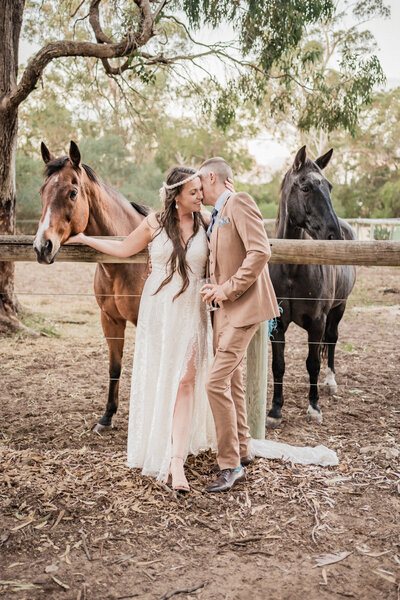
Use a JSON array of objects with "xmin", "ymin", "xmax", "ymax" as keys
[
  {"xmin": 93, "ymin": 314, "xmax": 126, "ymax": 433},
  {"xmin": 323, "ymin": 303, "xmax": 346, "ymax": 395},
  {"xmin": 267, "ymin": 319, "xmax": 287, "ymax": 428},
  {"xmin": 306, "ymin": 316, "xmax": 326, "ymax": 424}
]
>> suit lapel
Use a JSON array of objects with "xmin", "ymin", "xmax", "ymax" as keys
[{"xmin": 211, "ymin": 192, "xmax": 232, "ymax": 251}]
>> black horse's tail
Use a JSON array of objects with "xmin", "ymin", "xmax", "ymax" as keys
[
  {"xmin": 130, "ymin": 201, "xmax": 151, "ymax": 217},
  {"xmin": 319, "ymin": 342, "xmax": 329, "ymax": 361},
  {"xmin": 320, "ymin": 320, "xmax": 331, "ymax": 361}
]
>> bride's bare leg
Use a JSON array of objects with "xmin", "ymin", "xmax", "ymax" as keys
[{"xmin": 170, "ymin": 352, "xmax": 197, "ymax": 490}]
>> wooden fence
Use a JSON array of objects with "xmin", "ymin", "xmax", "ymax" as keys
[
  {"xmin": 1, "ymin": 235, "xmax": 400, "ymax": 439},
  {"xmin": 2, "ymin": 235, "xmax": 400, "ymax": 266},
  {"xmin": 264, "ymin": 218, "xmax": 400, "ymax": 241}
]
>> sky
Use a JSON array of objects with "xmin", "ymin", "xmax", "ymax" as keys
[
  {"xmin": 18, "ymin": 1, "xmax": 400, "ymax": 175},
  {"xmin": 364, "ymin": 0, "xmax": 400, "ymax": 89}
]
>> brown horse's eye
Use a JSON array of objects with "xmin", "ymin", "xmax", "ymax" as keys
[{"xmin": 70, "ymin": 189, "xmax": 78, "ymax": 199}]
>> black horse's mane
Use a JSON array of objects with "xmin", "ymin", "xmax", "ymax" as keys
[
  {"xmin": 276, "ymin": 158, "xmax": 318, "ymax": 231},
  {"xmin": 43, "ymin": 157, "xmax": 150, "ymax": 217}
]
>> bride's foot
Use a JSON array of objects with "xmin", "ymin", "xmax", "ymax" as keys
[{"xmin": 169, "ymin": 456, "xmax": 190, "ymax": 493}]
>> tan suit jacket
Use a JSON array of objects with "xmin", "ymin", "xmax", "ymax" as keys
[{"xmin": 209, "ymin": 191, "xmax": 279, "ymax": 328}]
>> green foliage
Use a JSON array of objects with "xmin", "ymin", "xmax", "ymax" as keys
[
  {"xmin": 261, "ymin": 0, "xmax": 388, "ymax": 135},
  {"xmin": 19, "ymin": 0, "xmax": 387, "ymax": 134},
  {"xmin": 380, "ymin": 179, "xmax": 400, "ymax": 218},
  {"xmin": 119, "ymin": 162, "xmax": 164, "ymax": 209},
  {"xmin": 234, "ymin": 173, "xmax": 281, "ymax": 220},
  {"xmin": 14, "ymin": 0, "xmax": 395, "ymax": 224},
  {"xmin": 182, "ymin": 0, "xmax": 334, "ymax": 72},
  {"xmin": 257, "ymin": 202, "xmax": 279, "ymax": 220},
  {"xmin": 78, "ymin": 136, "xmax": 130, "ymax": 188},
  {"xmin": 15, "ymin": 155, "xmax": 44, "ymax": 220},
  {"xmin": 323, "ymin": 87, "xmax": 400, "ymax": 218}
]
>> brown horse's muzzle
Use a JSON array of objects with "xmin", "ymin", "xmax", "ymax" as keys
[{"xmin": 33, "ymin": 236, "xmax": 61, "ymax": 264}]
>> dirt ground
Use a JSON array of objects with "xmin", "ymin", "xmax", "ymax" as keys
[{"xmin": 1, "ymin": 262, "xmax": 399, "ymax": 600}]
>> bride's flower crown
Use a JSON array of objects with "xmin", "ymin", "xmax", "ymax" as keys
[{"xmin": 159, "ymin": 171, "xmax": 201, "ymax": 205}]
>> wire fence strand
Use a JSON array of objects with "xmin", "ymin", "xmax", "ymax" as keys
[{"xmin": 9, "ymin": 290, "xmax": 400, "ymax": 303}]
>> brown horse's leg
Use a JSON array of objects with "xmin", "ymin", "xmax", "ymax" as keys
[{"xmin": 93, "ymin": 313, "xmax": 126, "ymax": 433}]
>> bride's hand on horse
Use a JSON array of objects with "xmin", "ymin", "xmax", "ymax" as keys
[
  {"xmin": 224, "ymin": 178, "xmax": 235, "ymax": 193},
  {"xmin": 64, "ymin": 233, "xmax": 86, "ymax": 244}
]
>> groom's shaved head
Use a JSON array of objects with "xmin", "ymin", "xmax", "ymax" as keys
[{"xmin": 199, "ymin": 157, "xmax": 233, "ymax": 182}]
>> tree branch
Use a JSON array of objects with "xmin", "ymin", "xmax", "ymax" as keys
[
  {"xmin": 153, "ymin": 0, "xmax": 170, "ymax": 22},
  {"xmin": 70, "ymin": 0, "xmax": 86, "ymax": 20},
  {"xmin": 89, "ymin": 0, "xmax": 114, "ymax": 44},
  {"xmin": 2, "ymin": 0, "xmax": 154, "ymax": 111}
]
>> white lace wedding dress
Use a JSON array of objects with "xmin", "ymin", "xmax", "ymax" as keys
[
  {"xmin": 126, "ymin": 227, "xmax": 217, "ymax": 481},
  {"xmin": 126, "ymin": 226, "xmax": 338, "ymax": 482}
]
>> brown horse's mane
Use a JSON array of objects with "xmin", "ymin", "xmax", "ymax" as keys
[{"xmin": 44, "ymin": 157, "xmax": 150, "ymax": 217}]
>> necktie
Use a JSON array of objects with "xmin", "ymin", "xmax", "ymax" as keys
[{"xmin": 207, "ymin": 208, "xmax": 218, "ymax": 240}]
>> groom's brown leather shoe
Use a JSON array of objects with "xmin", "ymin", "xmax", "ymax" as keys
[
  {"xmin": 206, "ymin": 467, "xmax": 247, "ymax": 493},
  {"xmin": 240, "ymin": 454, "xmax": 254, "ymax": 467}
]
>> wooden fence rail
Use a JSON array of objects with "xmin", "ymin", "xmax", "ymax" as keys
[
  {"xmin": 1, "ymin": 235, "xmax": 400, "ymax": 266},
  {"xmin": 264, "ymin": 218, "xmax": 400, "ymax": 241}
]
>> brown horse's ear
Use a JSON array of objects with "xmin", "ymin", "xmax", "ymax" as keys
[
  {"xmin": 293, "ymin": 145, "xmax": 306, "ymax": 171},
  {"xmin": 315, "ymin": 148, "xmax": 333, "ymax": 170},
  {"xmin": 41, "ymin": 142, "xmax": 55, "ymax": 164},
  {"xmin": 69, "ymin": 141, "xmax": 81, "ymax": 168}
]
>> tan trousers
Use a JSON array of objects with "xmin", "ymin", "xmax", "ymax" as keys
[{"xmin": 206, "ymin": 308, "xmax": 259, "ymax": 470}]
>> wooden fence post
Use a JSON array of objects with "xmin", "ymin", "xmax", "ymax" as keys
[{"xmin": 246, "ymin": 321, "xmax": 268, "ymax": 440}]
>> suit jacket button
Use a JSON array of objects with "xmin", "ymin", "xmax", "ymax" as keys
[{"xmin": 210, "ymin": 272, "xmax": 214, "ymax": 276}]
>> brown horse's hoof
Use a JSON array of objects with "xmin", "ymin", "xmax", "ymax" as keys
[
  {"xmin": 266, "ymin": 416, "xmax": 282, "ymax": 429},
  {"xmin": 306, "ymin": 406, "xmax": 323, "ymax": 424},
  {"xmin": 92, "ymin": 422, "xmax": 114, "ymax": 434}
]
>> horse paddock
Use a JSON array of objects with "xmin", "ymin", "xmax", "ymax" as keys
[{"xmin": 1, "ymin": 261, "xmax": 399, "ymax": 600}]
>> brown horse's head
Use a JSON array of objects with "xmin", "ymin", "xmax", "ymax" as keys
[{"xmin": 34, "ymin": 141, "xmax": 91, "ymax": 264}]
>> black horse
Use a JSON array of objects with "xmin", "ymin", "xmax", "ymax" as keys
[{"xmin": 268, "ymin": 146, "xmax": 357, "ymax": 428}]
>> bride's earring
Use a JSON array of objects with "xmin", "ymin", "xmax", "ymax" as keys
[{"xmin": 175, "ymin": 201, "xmax": 178, "ymax": 210}]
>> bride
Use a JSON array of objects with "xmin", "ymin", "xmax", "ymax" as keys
[
  {"xmin": 67, "ymin": 166, "xmax": 215, "ymax": 491},
  {"xmin": 66, "ymin": 165, "xmax": 338, "ymax": 493}
]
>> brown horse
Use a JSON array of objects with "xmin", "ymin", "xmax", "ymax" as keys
[{"xmin": 34, "ymin": 140, "xmax": 150, "ymax": 432}]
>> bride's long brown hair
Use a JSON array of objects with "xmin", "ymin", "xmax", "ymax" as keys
[{"xmin": 154, "ymin": 166, "xmax": 206, "ymax": 301}]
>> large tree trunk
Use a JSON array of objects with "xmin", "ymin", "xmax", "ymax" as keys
[{"xmin": 0, "ymin": 1, "xmax": 25, "ymax": 333}]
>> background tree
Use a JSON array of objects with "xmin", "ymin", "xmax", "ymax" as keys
[
  {"xmin": 0, "ymin": 0, "xmax": 387, "ymax": 331},
  {"xmin": 328, "ymin": 87, "xmax": 400, "ymax": 218}
]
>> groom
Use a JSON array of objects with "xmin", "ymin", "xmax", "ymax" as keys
[{"xmin": 199, "ymin": 157, "xmax": 279, "ymax": 493}]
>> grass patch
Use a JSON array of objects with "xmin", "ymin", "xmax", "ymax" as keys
[
  {"xmin": 341, "ymin": 342, "xmax": 354, "ymax": 353},
  {"xmin": 21, "ymin": 310, "xmax": 61, "ymax": 338}
]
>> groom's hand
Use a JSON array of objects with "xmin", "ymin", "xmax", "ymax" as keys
[{"xmin": 201, "ymin": 284, "xmax": 228, "ymax": 305}]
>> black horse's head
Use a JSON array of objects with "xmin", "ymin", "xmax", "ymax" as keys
[{"xmin": 278, "ymin": 146, "xmax": 342, "ymax": 240}]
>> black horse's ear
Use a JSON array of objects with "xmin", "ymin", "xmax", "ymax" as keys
[
  {"xmin": 315, "ymin": 148, "xmax": 333, "ymax": 170},
  {"xmin": 69, "ymin": 140, "xmax": 81, "ymax": 168},
  {"xmin": 41, "ymin": 142, "xmax": 55, "ymax": 164},
  {"xmin": 293, "ymin": 145, "xmax": 307, "ymax": 171}
]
